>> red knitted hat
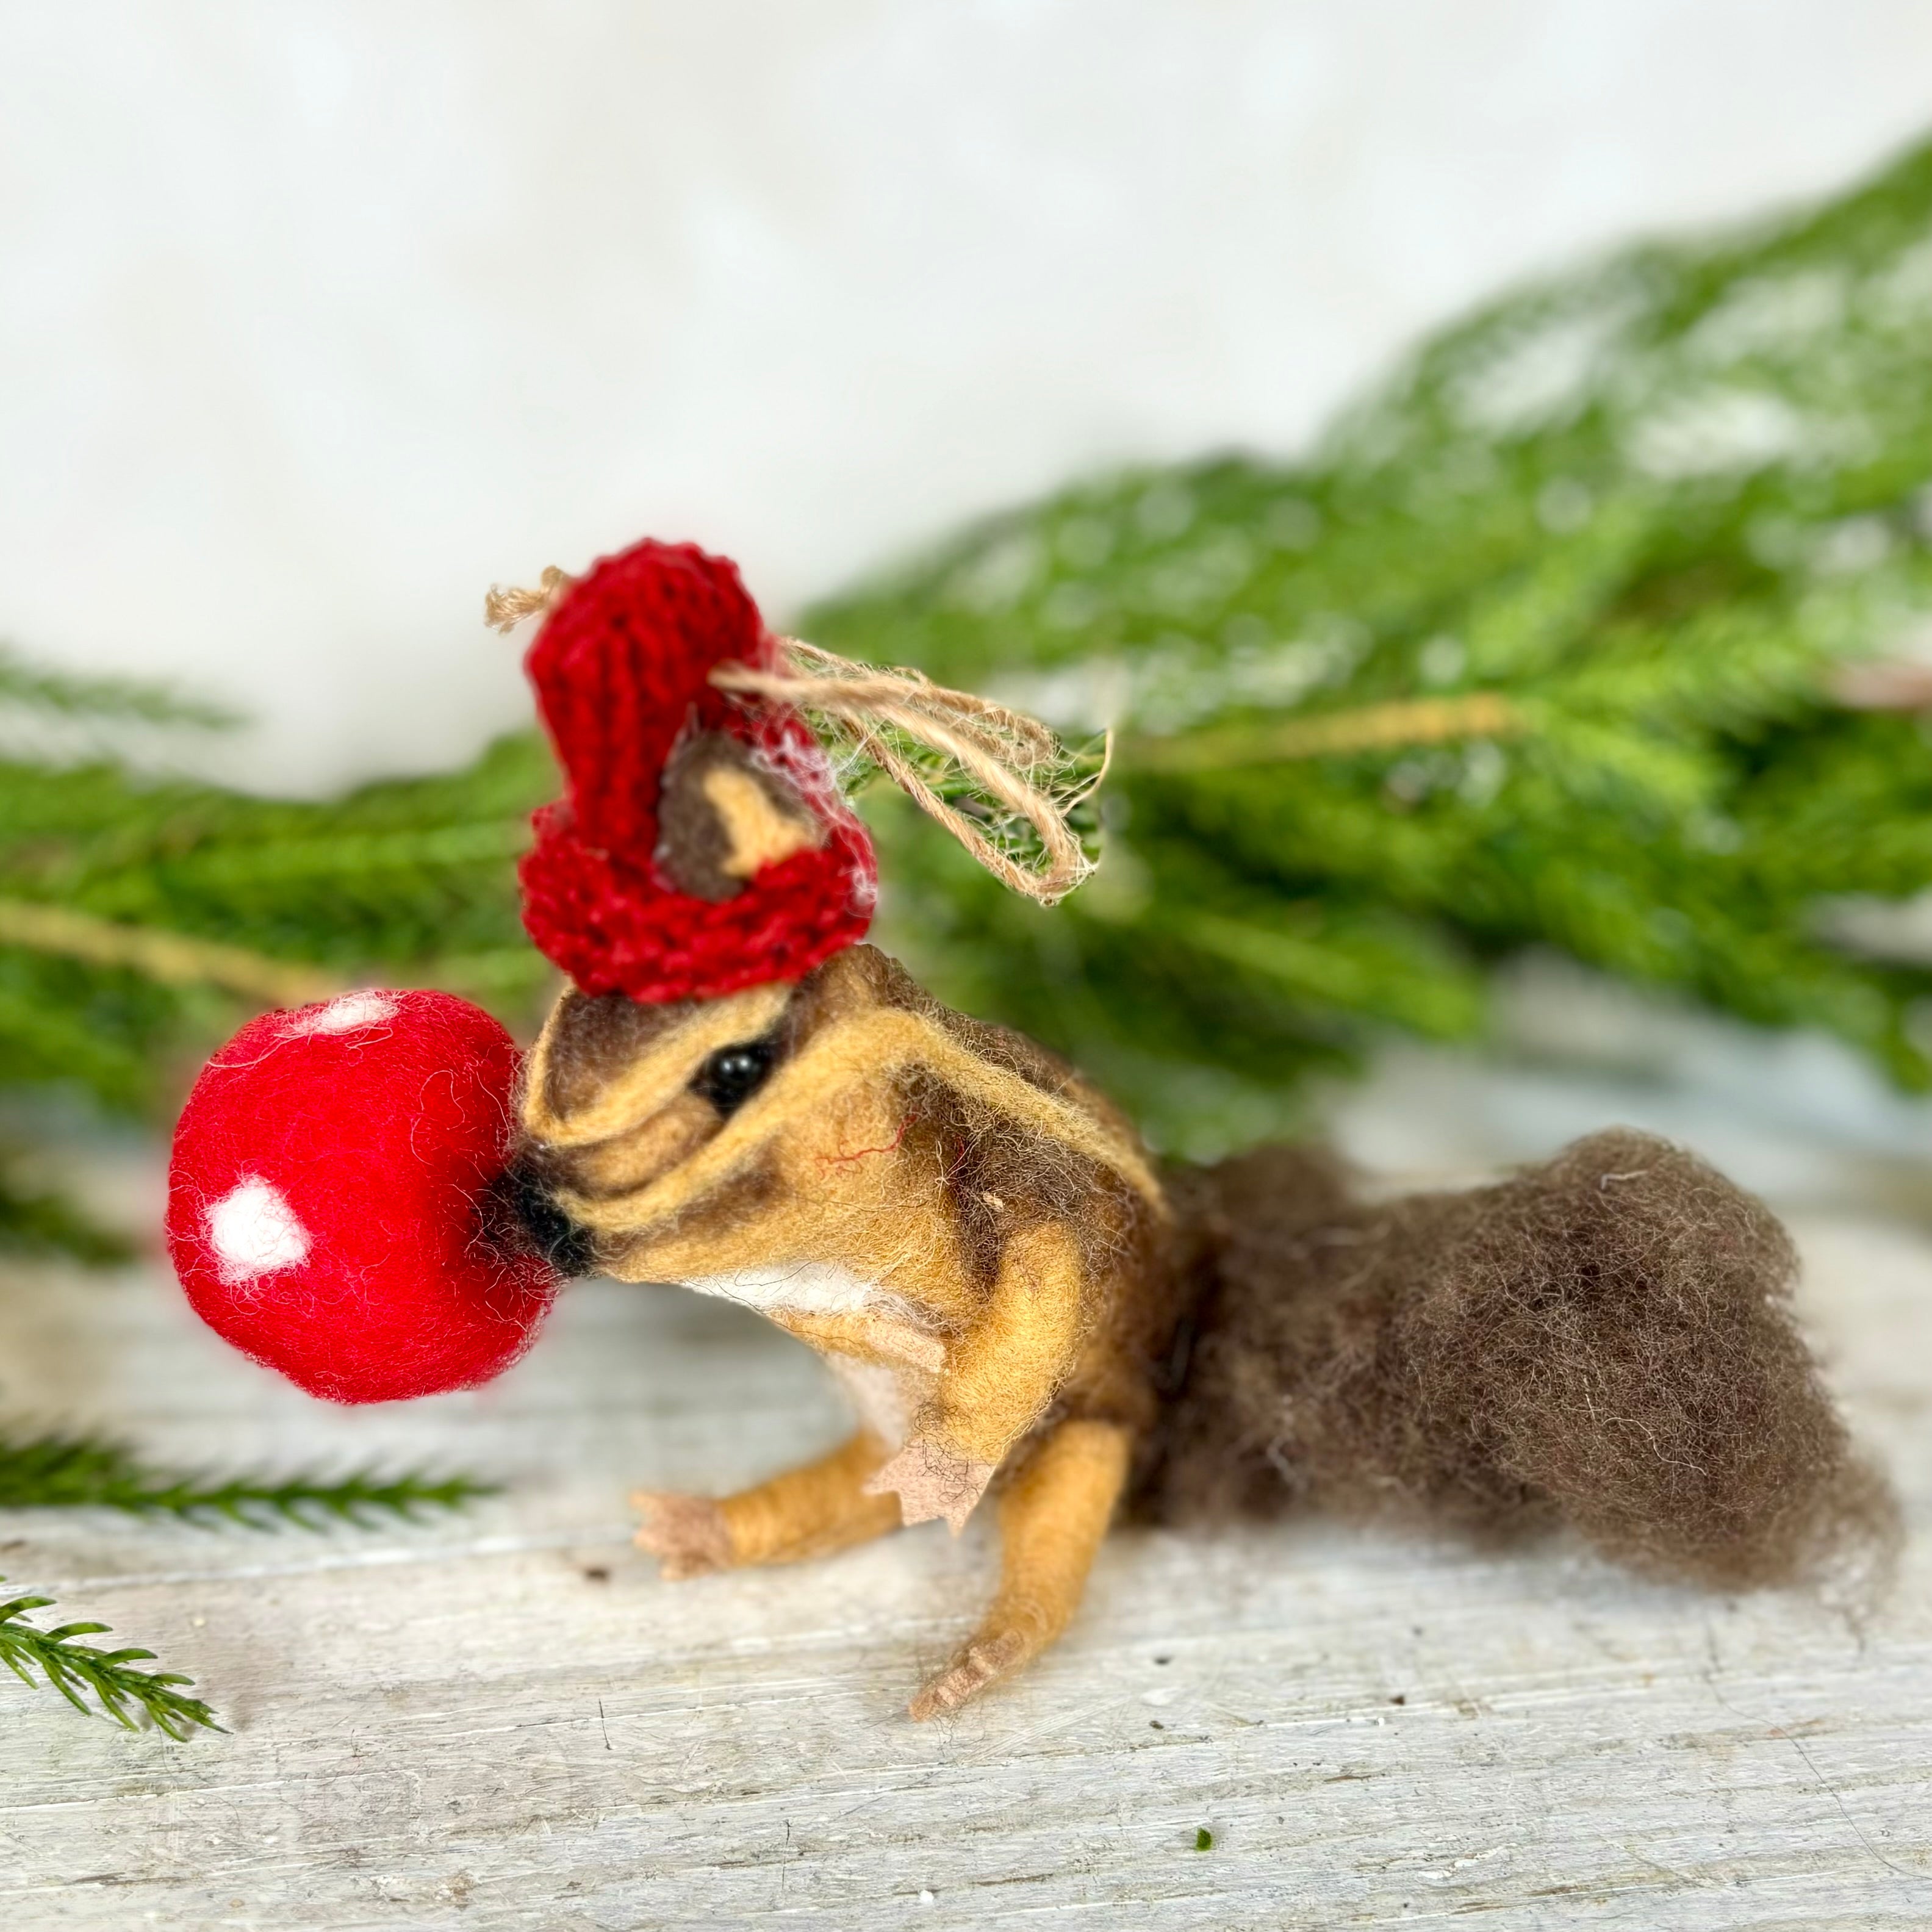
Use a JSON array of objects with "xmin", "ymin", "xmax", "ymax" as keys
[{"xmin": 518, "ymin": 539, "xmax": 877, "ymax": 1004}]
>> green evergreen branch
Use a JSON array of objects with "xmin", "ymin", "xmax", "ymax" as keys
[
  {"xmin": 0, "ymin": 1435, "xmax": 497, "ymax": 1735},
  {"xmin": 0, "ymin": 1155, "xmax": 132, "ymax": 1265},
  {"xmin": 0, "ymin": 1578, "xmax": 220, "ymax": 1737},
  {"xmin": 0, "ymin": 1431, "xmax": 498, "ymax": 1527},
  {"xmin": 0, "ymin": 645, "xmax": 237, "ymax": 728},
  {"xmin": 0, "ymin": 895, "xmax": 349, "ymax": 1007},
  {"xmin": 1, "ymin": 140, "xmax": 1928, "ymax": 1174},
  {"xmin": 1125, "ymin": 691, "xmax": 1523, "ymax": 770},
  {"xmin": 802, "ymin": 134, "xmax": 1932, "ymax": 1149}
]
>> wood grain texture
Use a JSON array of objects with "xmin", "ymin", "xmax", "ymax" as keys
[{"xmin": 3, "ymin": 1196, "xmax": 1930, "ymax": 1930}]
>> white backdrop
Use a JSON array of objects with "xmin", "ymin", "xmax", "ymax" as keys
[{"xmin": 4, "ymin": 1, "xmax": 1932, "ymax": 794}]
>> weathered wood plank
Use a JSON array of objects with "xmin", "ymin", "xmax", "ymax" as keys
[{"xmin": 3, "ymin": 1201, "xmax": 1930, "ymax": 1929}]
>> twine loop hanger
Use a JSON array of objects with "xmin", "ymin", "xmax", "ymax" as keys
[{"xmin": 487, "ymin": 567, "xmax": 1105, "ymax": 906}]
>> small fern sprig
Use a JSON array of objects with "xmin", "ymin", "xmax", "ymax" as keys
[
  {"xmin": 1, "ymin": 1579, "xmax": 220, "ymax": 1738},
  {"xmin": 0, "ymin": 1431, "xmax": 497, "ymax": 1527}
]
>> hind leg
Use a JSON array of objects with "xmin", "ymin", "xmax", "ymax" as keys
[
  {"xmin": 909, "ymin": 1419, "xmax": 1130, "ymax": 1720},
  {"xmin": 634, "ymin": 1428, "xmax": 904, "ymax": 1578}
]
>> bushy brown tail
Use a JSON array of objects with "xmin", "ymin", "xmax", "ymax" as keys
[{"xmin": 1142, "ymin": 1129, "xmax": 1897, "ymax": 1593}]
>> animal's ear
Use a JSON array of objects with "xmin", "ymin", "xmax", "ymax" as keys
[{"xmin": 655, "ymin": 729, "xmax": 827, "ymax": 902}]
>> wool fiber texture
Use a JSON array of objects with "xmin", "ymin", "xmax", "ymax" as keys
[
  {"xmin": 1147, "ymin": 1129, "xmax": 1897, "ymax": 1593},
  {"xmin": 717, "ymin": 1430, "xmax": 902, "ymax": 1566},
  {"xmin": 524, "ymin": 944, "xmax": 1169, "ymax": 1474},
  {"xmin": 167, "ymin": 989, "xmax": 559, "ymax": 1403}
]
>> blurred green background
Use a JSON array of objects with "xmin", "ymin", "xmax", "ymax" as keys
[{"xmin": 4, "ymin": 137, "xmax": 1931, "ymax": 1254}]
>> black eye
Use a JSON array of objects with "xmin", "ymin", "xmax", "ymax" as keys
[{"xmin": 691, "ymin": 1040, "xmax": 777, "ymax": 1117}]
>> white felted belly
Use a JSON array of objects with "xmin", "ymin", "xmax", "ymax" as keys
[
  {"xmin": 683, "ymin": 1261, "xmax": 888, "ymax": 1319},
  {"xmin": 681, "ymin": 1264, "xmax": 940, "ymax": 1448}
]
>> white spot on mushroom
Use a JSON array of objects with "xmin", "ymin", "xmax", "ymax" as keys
[
  {"xmin": 207, "ymin": 1176, "xmax": 311, "ymax": 1285},
  {"xmin": 287, "ymin": 991, "xmax": 398, "ymax": 1035}
]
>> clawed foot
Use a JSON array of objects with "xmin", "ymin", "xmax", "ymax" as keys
[
  {"xmin": 630, "ymin": 1490, "xmax": 733, "ymax": 1579},
  {"xmin": 908, "ymin": 1628, "xmax": 1030, "ymax": 1720},
  {"xmin": 863, "ymin": 1440, "xmax": 995, "ymax": 1533}
]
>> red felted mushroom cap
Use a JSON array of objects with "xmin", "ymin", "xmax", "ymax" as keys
[
  {"xmin": 518, "ymin": 539, "xmax": 877, "ymax": 1004},
  {"xmin": 167, "ymin": 989, "xmax": 559, "ymax": 1404}
]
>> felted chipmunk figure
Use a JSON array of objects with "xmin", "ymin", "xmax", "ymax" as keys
[
  {"xmin": 497, "ymin": 540, "xmax": 1892, "ymax": 1717},
  {"xmin": 519, "ymin": 939, "xmax": 1177, "ymax": 1717},
  {"xmin": 502, "ymin": 540, "xmax": 1186, "ymax": 1716},
  {"xmin": 168, "ymin": 536, "xmax": 1895, "ymax": 1722}
]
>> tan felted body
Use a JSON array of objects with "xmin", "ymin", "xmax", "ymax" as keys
[
  {"xmin": 515, "ymin": 945, "xmax": 1894, "ymax": 1718},
  {"xmin": 519, "ymin": 943, "xmax": 1181, "ymax": 1715}
]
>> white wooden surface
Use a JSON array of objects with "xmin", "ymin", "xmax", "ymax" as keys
[{"xmin": 4, "ymin": 1179, "xmax": 1932, "ymax": 1929}]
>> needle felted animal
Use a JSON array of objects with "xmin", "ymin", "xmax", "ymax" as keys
[{"xmin": 168, "ymin": 537, "xmax": 1894, "ymax": 1720}]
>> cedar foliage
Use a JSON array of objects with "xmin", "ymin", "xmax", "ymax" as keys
[
  {"xmin": 0, "ymin": 669, "xmax": 552, "ymax": 1251},
  {"xmin": 1, "ymin": 1579, "xmax": 219, "ymax": 1739},
  {"xmin": 808, "ymin": 137, "xmax": 1932, "ymax": 1149},
  {"xmin": 0, "ymin": 1434, "xmax": 495, "ymax": 1730},
  {"xmin": 0, "ymin": 1432, "xmax": 495, "ymax": 1525},
  {"xmin": 0, "ymin": 135, "xmax": 1927, "ymax": 1214}
]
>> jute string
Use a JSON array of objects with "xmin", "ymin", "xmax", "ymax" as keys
[
  {"xmin": 486, "ymin": 569, "xmax": 1104, "ymax": 905},
  {"xmin": 483, "ymin": 566, "xmax": 574, "ymax": 634},
  {"xmin": 713, "ymin": 642, "xmax": 1104, "ymax": 905}
]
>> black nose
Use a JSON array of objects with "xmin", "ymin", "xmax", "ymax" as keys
[{"xmin": 494, "ymin": 1151, "xmax": 598, "ymax": 1280}]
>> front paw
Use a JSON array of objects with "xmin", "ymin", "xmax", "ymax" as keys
[
  {"xmin": 908, "ymin": 1628, "xmax": 1029, "ymax": 1720},
  {"xmin": 863, "ymin": 1440, "xmax": 995, "ymax": 1533},
  {"xmin": 630, "ymin": 1490, "xmax": 733, "ymax": 1579}
]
